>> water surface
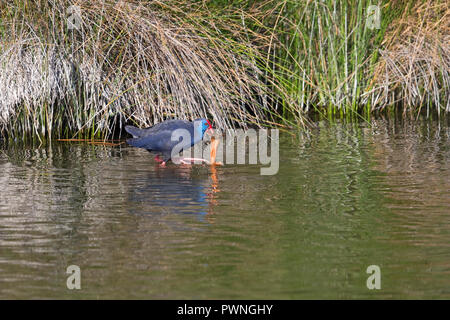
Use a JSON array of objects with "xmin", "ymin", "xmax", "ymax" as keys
[{"xmin": 0, "ymin": 118, "xmax": 449, "ymax": 299}]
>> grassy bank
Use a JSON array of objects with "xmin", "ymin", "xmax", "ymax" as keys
[{"xmin": 0, "ymin": 0, "xmax": 448, "ymax": 140}]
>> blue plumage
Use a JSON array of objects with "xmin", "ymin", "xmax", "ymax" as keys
[{"xmin": 126, "ymin": 119, "xmax": 212, "ymax": 163}]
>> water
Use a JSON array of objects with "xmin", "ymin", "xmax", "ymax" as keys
[{"xmin": 0, "ymin": 118, "xmax": 449, "ymax": 299}]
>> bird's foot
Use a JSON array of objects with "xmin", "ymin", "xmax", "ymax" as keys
[
  {"xmin": 177, "ymin": 157, "xmax": 210, "ymax": 165},
  {"xmin": 154, "ymin": 155, "xmax": 164, "ymax": 163}
]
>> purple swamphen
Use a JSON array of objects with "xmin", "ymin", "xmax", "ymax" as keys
[{"xmin": 125, "ymin": 119, "xmax": 213, "ymax": 165}]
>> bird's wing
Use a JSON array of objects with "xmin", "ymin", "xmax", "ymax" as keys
[{"xmin": 126, "ymin": 129, "xmax": 192, "ymax": 152}]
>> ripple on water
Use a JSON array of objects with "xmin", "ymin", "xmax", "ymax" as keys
[{"xmin": 0, "ymin": 118, "xmax": 449, "ymax": 298}]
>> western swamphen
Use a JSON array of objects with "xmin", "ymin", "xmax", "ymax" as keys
[{"xmin": 125, "ymin": 119, "xmax": 213, "ymax": 165}]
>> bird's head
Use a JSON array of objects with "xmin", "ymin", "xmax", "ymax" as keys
[{"xmin": 195, "ymin": 118, "xmax": 214, "ymax": 137}]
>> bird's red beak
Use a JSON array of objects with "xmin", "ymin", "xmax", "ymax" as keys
[{"xmin": 206, "ymin": 119, "xmax": 214, "ymax": 134}]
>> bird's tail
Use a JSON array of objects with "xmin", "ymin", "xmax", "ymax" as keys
[{"xmin": 125, "ymin": 125, "xmax": 145, "ymax": 138}]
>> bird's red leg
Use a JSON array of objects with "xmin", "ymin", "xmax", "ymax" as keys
[{"xmin": 154, "ymin": 155, "xmax": 164, "ymax": 163}]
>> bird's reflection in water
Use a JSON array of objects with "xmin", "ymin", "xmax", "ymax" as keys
[
  {"xmin": 128, "ymin": 163, "xmax": 220, "ymax": 222},
  {"xmin": 207, "ymin": 165, "xmax": 220, "ymax": 208}
]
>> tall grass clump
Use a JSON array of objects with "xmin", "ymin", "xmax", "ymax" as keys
[
  {"xmin": 371, "ymin": 0, "xmax": 449, "ymax": 115},
  {"xmin": 0, "ymin": 0, "xmax": 280, "ymax": 140},
  {"xmin": 264, "ymin": 0, "xmax": 392, "ymax": 117},
  {"xmin": 263, "ymin": 0, "xmax": 449, "ymax": 119}
]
